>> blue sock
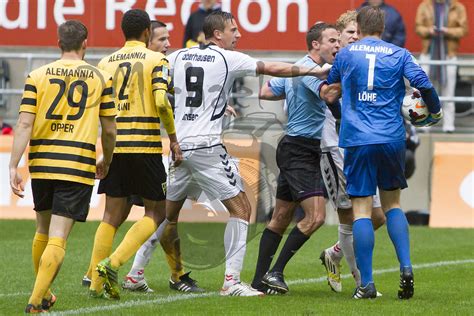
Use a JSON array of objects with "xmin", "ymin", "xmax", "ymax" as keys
[
  {"xmin": 386, "ymin": 208, "xmax": 411, "ymax": 270},
  {"xmin": 353, "ymin": 218, "xmax": 374, "ymax": 286}
]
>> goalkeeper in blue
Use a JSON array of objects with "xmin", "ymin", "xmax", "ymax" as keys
[{"xmin": 321, "ymin": 6, "xmax": 442, "ymax": 299}]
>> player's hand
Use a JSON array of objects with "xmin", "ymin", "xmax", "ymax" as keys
[
  {"xmin": 9, "ymin": 167, "xmax": 25, "ymax": 198},
  {"xmin": 225, "ymin": 105, "xmax": 238, "ymax": 117},
  {"xmin": 412, "ymin": 110, "xmax": 443, "ymax": 127},
  {"xmin": 170, "ymin": 141, "xmax": 183, "ymax": 167},
  {"xmin": 411, "ymin": 89, "xmax": 421, "ymax": 99},
  {"xmin": 310, "ymin": 65, "xmax": 331, "ymax": 79},
  {"xmin": 95, "ymin": 158, "xmax": 110, "ymax": 179}
]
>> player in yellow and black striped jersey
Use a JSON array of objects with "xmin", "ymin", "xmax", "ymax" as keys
[
  {"xmin": 9, "ymin": 21, "xmax": 117, "ymax": 313},
  {"xmin": 20, "ymin": 56, "xmax": 116, "ymax": 185},
  {"xmin": 87, "ymin": 9, "xmax": 183, "ymax": 300}
]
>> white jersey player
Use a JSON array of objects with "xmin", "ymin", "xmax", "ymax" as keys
[
  {"xmin": 318, "ymin": 11, "xmax": 387, "ymax": 293},
  {"xmin": 158, "ymin": 11, "xmax": 329, "ymax": 297}
]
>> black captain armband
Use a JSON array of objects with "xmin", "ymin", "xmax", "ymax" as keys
[{"xmin": 325, "ymin": 99, "xmax": 341, "ymax": 120}]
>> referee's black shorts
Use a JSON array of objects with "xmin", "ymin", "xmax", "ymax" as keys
[
  {"xmin": 98, "ymin": 153, "xmax": 167, "ymax": 201},
  {"xmin": 32, "ymin": 179, "xmax": 93, "ymax": 222},
  {"xmin": 276, "ymin": 135, "xmax": 324, "ymax": 202}
]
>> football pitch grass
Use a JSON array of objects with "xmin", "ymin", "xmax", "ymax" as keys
[{"xmin": 1, "ymin": 220, "xmax": 473, "ymax": 315}]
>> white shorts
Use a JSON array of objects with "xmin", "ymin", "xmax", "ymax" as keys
[
  {"xmin": 166, "ymin": 144, "xmax": 244, "ymax": 201},
  {"xmin": 320, "ymin": 146, "xmax": 381, "ymax": 210}
]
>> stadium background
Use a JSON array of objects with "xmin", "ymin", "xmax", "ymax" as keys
[{"xmin": 0, "ymin": 0, "xmax": 473, "ymax": 228}]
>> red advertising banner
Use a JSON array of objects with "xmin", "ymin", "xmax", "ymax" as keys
[{"xmin": 0, "ymin": 0, "xmax": 473, "ymax": 53}]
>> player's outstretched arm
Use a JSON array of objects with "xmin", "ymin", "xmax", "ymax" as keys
[
  {"xmin": 9, "ymin": 112, "xmax": 35, "ymax": 197},
  {"xmin": 97, "ymin": 116, "xmax": 116, "ymax": 179},
  {"xmin": 259, "ymin": 81, "xmax": 285, "ymax": 101},
  {"xmin": 257, "ymin": 61, "xmax": 329, "ymax": 79}
]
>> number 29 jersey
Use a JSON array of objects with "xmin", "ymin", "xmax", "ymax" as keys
[
  {"xmin": 167, "ymin": 45, "xmax": 257, "ymax": 149},
  {"xmin": 20, "ymin": 59, "xmax": 116, "ymax": 185}
]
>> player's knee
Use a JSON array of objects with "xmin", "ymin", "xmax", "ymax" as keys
[
  {"xmin": 299, "ymin": 212, "xmax": 325, "ymax": 235},
  {"xmin": 372, "ymin": 208, "xmax": 386, "ymax": 230},
  {"xmin": 267, "ymin": 218, "xmax": 289, "ymax": 235}
]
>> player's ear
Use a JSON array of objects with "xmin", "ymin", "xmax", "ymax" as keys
[
  {"xmin": 82, "ymin": 39, "xmax": 87, "ymax": 50},
  {"xmin": 213, "ymin": 29, "xmax": 222, "ymax": 40},
  {"xmin": 57, "ymin": 40, "xmax": 62, "ymax": 50},
  {"xmin": 312, "ymin": 40, "xmax": 320, "ymax": 50}
]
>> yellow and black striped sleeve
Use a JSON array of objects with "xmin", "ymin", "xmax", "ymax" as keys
[
  {"xmin": 19, "ymin": 75, "xmax": 37, "ymax": 114},
  {"xmin": 99, "ymin": 76, "xmax": 117, "ymax": 117},
  {"xmin": 152, "ymin": 58, "xmax": 170, "ymax": 93}
]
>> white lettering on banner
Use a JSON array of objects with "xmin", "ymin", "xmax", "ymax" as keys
[
  {"xmin": 146, "ymin": 0, "xmax": 176, "ymax": 31},
  {"xmin": 181, "ymin": 0, "xmax": 195, "ymax": 26},
  {"xmin": 0, "ymin": 0, "xmax": 28, "ymax": 29},
  {"xmin": 460, "ymin": 171, "xmax": 474, "ymax": 208},
  {"xmin": 238, "ymin": 0, "xmax": 271, "ymax": 33},
  {"xmin": 106, "ymin": 0, "xmax": 136, "ymax": 30},
  {"xmin": 54, "ymin": 0, "xmax": 85, "ymax": 25},
  {"xmin": 38, "ymin": 0, "xmax": 47, "ymax": 29},
  {"xmin": 277, "ymin": 0, "xmax": 307, "ymax": 32}
]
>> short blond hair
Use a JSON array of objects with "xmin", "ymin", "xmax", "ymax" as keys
[{"xmin": 336, "ymin": 10, "xmax": 357, "ymax": 32}]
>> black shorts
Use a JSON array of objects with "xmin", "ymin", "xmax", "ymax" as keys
[
  {"xmin": 276, "ymin": 135, "xmax": 324, "ymax": 202},
  {"xmin": 32, "ymin": 179, "xmax": 93, "ymax": 222},
  {"xmin": 98, "ymin": 153, "xmax": 167, "ymax": 201}
]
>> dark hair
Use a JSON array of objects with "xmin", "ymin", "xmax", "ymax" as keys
[
  {"xmin": 57, "ymin": 20, "xmax": 88, "ymax": 52},
  {"xmin": 151, "ymin": 20, "xmax": 167, "ymax": 32},
  {"xmin": 357, "ymin": 6, "xmax": 385, "ymax": 36},
  {"xmin": 203, "ymin": 11, "xmax": 235, "ymax": 40},
  {"xmin": 121, "ymin": 9, "xmax": 151, "ymax": 40},
  {"xmin": 306, "ymin": 23, "xmax": 337, "ymax": 50}
]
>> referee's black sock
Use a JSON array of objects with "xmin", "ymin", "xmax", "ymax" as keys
[
  {"xmin": 251, "ymin": 228, "xmax": 282, "ymax": 288},
  {"xmin": 270, "ymin": 226, "xmax": 309, "ymax": 273}
]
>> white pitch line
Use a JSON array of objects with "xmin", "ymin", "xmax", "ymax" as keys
[
  {"xmin": 2, "ymin": 259, "xmax": 472, "ymax": 314},
  {"xmin": 50, "ymin": 258, "xmax": 474, "ymax": 315},
  {"xmin": 287, "ymin": 258, "xmax": 474, "ymax": 285}
]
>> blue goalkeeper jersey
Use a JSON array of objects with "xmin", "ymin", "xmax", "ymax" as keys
[
  {"xmin": 268, "ymin": 55, "xmax": 326, "ymax": 140},
  {"xmin": 327, "ymin": 37, "xmax": 433, "ymax": 147}
]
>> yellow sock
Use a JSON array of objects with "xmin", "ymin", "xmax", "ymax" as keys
[
  {"xmin": 89, "ymin": 222, "xmax": 117, "ymax": 292},
  {"xmin": 32, "ymin": 233, "xmax": 53, "ymax": 298},
  {"xmin": 110, "ymin": 216, "xmax": 157, "ymax": 268},
  {"xmin": 28, "ymin": 237, "xmax": 66, "ymax": 306},
  {"xmin": 160, "ymin": 222, "xmax": 185, "ymax": 281}
]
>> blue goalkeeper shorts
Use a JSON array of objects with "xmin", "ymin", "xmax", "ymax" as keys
[{"xmin": 343, "ymin": 141, "xmax": 407, "ymax": 197}]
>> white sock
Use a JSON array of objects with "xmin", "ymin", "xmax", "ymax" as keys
[
  {"xmin": 223, "ymin": 217, "xmax": 248, "ymax": 288},
  {"xmin": 128, "ymin": 219, "xmax": 169, "ymax": 278},
  {"xmin": 326, "ymin": 241, "xmax": 344, "ymax": 263},
  {"xmin": 338, "ymin": 223, "xmax": 360, "ymax": 286}
]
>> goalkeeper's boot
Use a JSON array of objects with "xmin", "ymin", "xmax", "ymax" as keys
[
  {"xmin": 97, "ymin": 258, "xmax": 120, "ymax": 300},
  {"xmin": 398, "ymin": 266, "xmax": 414, "ymax": 299},
  {"xmin": 353, "ymin": 283, "xmax": 377, "ymax": 299}
]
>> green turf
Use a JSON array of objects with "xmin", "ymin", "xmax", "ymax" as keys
[{"xmin": 0, "ymin": 220, "xmax": 473, "ymax": 315}]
